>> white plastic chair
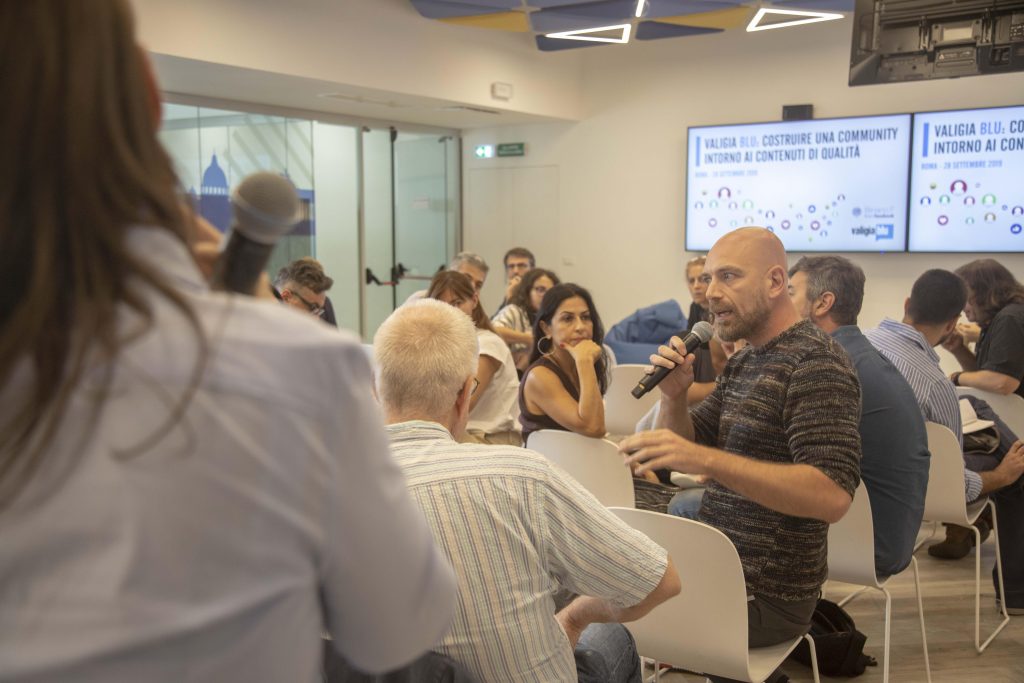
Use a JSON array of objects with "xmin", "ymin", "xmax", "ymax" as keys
[
  {"xmin": 608, "ymin": 507, "xmax": 820, "ymax": 683},
  {"xmin": 827, "ymin": 483, "xmax": 930, "ymax": 683},
  {"xmin": 604, "ymin": 364, "xmax": 662, "ymax": 437},
  {"xmin": 956, "ymin": 386, "xmax": 1024, "ymax": 439},
  {"xmin": 527, "ymin": 430, "xmax": 635, "ymax": 508},
  {"xmin": 920, "ymin": 421, "xmax": 1010, "ymax": 652}
]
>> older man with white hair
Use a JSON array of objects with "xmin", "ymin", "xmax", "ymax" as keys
[{"xmin": 375, "ymin": 299, "xmax": 680, "ymax": 683}]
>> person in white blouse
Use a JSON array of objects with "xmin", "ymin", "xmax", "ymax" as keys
[
  {"xmin": 428, "ymin": 271, "xmax": 522, "ymax": 445},
  {"xmin": 0, "ymin": 3, "xmax": 455, "ymax": 680}
]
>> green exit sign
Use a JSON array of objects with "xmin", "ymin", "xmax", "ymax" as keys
[{"xmin": 497, "ymin": 143, "xmax": 525, "ymax": 157}]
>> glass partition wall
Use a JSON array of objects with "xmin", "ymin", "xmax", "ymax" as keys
[{"xmin": 160, "ymin": 101, "xmax": 460, "ymax": 340}]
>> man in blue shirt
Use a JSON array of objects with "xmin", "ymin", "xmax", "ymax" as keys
[{"xmin": 789, "ymin": 256, "xmax": 930, "ymax": 577}]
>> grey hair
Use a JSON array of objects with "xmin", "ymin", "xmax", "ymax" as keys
[
  {"xmin": 449, "ymin": 251, "xmax": 489, "ymax": 274},
  {"xmin": 374, "ymin": 299, "xmax": 479, "ymax": 419}
]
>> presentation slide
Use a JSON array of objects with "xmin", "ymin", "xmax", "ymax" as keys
[
  {"xmin": 908, "ymin": 105, "xmax": 1024, "ymax": 252},
  {"xmin": 685, "ymin": 115, "xmax": 911, "ymax": 252}
]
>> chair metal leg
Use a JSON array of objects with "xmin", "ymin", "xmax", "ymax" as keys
[
  {"xmin": 836, "ymin": 585, "xmax": 868, "ymax": 608},
  {"xmin": 909, "ymin": 556, "xmax": 931, "ymax": 683},
  {"xmin": 880, "ymin": 586, "xmax": 892, "ymax": 683},
  {"xmin": 802, "ymin": 633, "xmax": 821, "ymax": 683},
  {"xmin": 977, "ymin": 500, "xmax": 1010, "ymax": 653}
]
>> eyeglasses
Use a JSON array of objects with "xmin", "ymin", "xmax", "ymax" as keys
[{"xmin": 289, "ymin": 290, "xmax": 325, "ymax": 317}]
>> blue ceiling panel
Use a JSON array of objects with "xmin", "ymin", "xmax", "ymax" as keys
[
  {"xmin": 771, "ymin": 0, "xmax": 855, "ymax": 11},
  {"xmin": 643, "ymin": 0, "xmax": 740, "ymax": 19},
  {"xmin": 535, "ymin": 34, "xmax": 611, "ymax": 50},
  {"xmin": 529, "ymin": 0, "xmax": 637, "ymax": 32},
  {"xmin": 409, "ymin": 0, "xmax": 514, "ymax": 19},
  {"xmin": 635, "ymin": 20, "xmax": 724, "ymax": 39}
]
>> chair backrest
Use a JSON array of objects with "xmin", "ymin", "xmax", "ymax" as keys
[
  {"xmin": 604, "ymin": 364, "xmax": 662, "ymax": 436},
  {"xmin": 609, "ymin": 508, "xmax": 753, "ymax": 681},
  {"xmin": 527, "ymin": 430, "xmax": 635, "ymax": 508},
  {"xmin": 827, "ymin": 482, "xmax": 880, "ymax": 588},
  {"xmin": 957, "ymin": 387, "xmax": 1024, "ymax": 439},
  {"xmin": 923, "ymin": 421, "xmax": 976, "ymax": 525}
]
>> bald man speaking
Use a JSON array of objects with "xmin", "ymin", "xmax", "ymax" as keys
[{"xmin": 622, "ymin": 228, "xmax": 862, "ymax": 670}]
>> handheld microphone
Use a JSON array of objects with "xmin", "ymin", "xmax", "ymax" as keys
[
  {"xmin": 211, "ymin": 172, "xmax": 301, "ymax": 295},
  {"xmin": 631, "ymin": 321, "xmax": 714, "ymax": 399}
]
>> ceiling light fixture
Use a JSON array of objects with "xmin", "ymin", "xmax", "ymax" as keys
[
  {"xmin": 634, "ymin": 0, "xmax": 646, "ymax": 18},
  {"xmin": 545, "ymin": 23, "xmax": 632, "ymax": 43},
  {"xmin": 745, "ymin": 7, "xmax": 844, "ymax": 32}
]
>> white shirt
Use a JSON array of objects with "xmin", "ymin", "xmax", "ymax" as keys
[
  {"xmin": 467, "ymin": 329, "xmax": 520, "ymax": 435},
  {"xmin": 387, "ymin": 421, "xmax": 668, "ymax": 683},
  {"xmin": 0, "ymin": 228, "xmax": 455, "ymax": 682}
]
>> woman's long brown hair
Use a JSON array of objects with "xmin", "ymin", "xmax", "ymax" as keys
[
  {"xmin": 426, "ymin": 271, "xmax": 495, "ymax": 332},
  {"xmin": 0, "ymin": 0, "xmax": 203, "ymax": 509}
]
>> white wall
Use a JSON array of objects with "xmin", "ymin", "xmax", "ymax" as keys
[{"xmin": 464, "ymin": 18, "xmax": 1024, "ymax": 372}]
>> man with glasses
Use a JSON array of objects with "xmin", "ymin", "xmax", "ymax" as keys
[
  {"xmin": 499, "ymin": 247, "xmax": 535, "ymax": 311},
  {"xmin": 274, "ymin": 257, "xmax": 333, "ymax": 320}
]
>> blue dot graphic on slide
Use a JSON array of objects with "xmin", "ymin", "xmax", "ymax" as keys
[
  {"xmin": 766, "ymin": 210, "xmax": 776, "ymax": 219},
  {"xmin": 1012, "ymin": 224, "xmax": 1022, "ymax": 235},
  {"xmin": 729, "ymin": 201, "xmax": 738, "ymax": 210},
  {"xmin": 853, "ymin": 207, "xmax": 862, "ymax": 217},
  {"xmin": 710, "ymin": 200, "xmax": 719, "ymax": 209},
  {"xmin": 964, "ymin": 196, "xmax": 976, "ymax": 206},
  {"xmin": 939, "ymin": 195, "xmax": 951, "ymax": 204},
  {"xmin": 985, "ymin": 213, "xmax": 997, "ymax": 223},
  {"xmin": 1013, "ymin": 206, "xmax": 1024, "ymax": 216},
  {"xmin": 744, "ymin": 216, "xmax": 754, "ymax": 223},
  {"xmin": 796, "ymin": 213, "xmax": 803, "ymax": 219},
  {"xmin": 695, "ymin": 201, "xmax": 704, "ymax": 209},
  {"xmin": 709, "ymin": 218, "xmax": 718, "ymax": 227},
  {"xmin": 982, "ymin": 194, "xmax": 997, "ymax": 205},
  {"xmin": 950, "ymin": 180, "xmax": 968, "ymax": 195},
  {"xmin": 718, "ymin": 187, "xmax": 732, "ymax": 199},
  {"xmin": 938, "ymin": 215, "xmax": 949, "ymax": 226},
  {"xmin": 808, "ymin": 205, "xmax": 816, "ymax": 214},
  {"xmin": 781, "ymin": 220, "xmax": 791, "ymax": 230},
  {"xmin": 920, "ymin": 197, "xmax": 931, "ymax": 205},
  {"xmin": 730, "ymin": 220, "xmax": 738, "ymax": 227},
  {"xmin": 811, "ymin": 220, "xmax": 821, "ymax": 231},
  {"xmin": 743, "ymin": 200, "xmax": 754, "ymax": 209},
  {"xmin": 837, "ymin": 194, "xmax": 846, "ymax": 201},
  {"xmin": 966, "ymin": 217, "xmax": 975, "ymax": 225}
]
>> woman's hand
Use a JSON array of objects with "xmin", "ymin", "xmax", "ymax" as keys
[
  {"xmin": 564, "ymin": 339, "xmax": 602, "ymax": 366},
  {"xmin": 957, "ymin": 322, "xmax": 981, "ymax": 345}
]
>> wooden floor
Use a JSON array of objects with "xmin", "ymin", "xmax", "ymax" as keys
[{"xmin": 657, "ymin": 534, "xmax": 1024, "ymax": 683}]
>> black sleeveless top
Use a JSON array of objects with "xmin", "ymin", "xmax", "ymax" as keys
[{"xmin": 518, "ymin": 356, "xmax": 579, "ymax": 445}]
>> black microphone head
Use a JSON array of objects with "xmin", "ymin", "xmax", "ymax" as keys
[
  {"xmin": 229, "ymin": 172, "xmax": 301, "ymax": 245},
  {"xmin": 691, "ymin": 320, "xmax": 714, "ymax": 344}
]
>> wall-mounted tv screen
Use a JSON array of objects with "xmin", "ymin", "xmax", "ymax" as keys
[
  {"xmin": 908, "ymin": 105, "xmax": 1024, "ymax": 253},
  {"xmin": 686, "ymin": 114, "xmax": 912, "ymax": 253}
]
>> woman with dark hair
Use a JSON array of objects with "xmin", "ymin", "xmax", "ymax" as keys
[
  {"xmin": 427, "ymin": 271, "xmax": 521, "ymax": 445},
  {"xmin": 944, "ymin": 259, "xmax": 1024, "ymax": 398},
  {"xmin": 492, "ymin": 267, "xmax": 560, "ymax": 372},
  {"xmin": 0, "ymin": 2, "xmax": 454, "ymax": 678},
  {"xmin": 518, "ymin": 283, "xmax": 609, "ymax": 444}
]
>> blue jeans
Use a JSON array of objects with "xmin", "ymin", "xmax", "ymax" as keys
[
  {"xmin": 668, "ymin": 487, "xmax": 706, "ymax": 520},
  {"xmin": 575, "ymin": 623, "xmax": 642, "ymax": 683}
]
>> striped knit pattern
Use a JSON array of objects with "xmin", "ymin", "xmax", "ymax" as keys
[
  {"xmin": 865, "ymin": 318, "xmax": 983, "ymax": 501},
  {"xmin": 387, "ymin": 421, "xmax": 667, "ymax": 683},
  {"xmin": 694, "ymin": 320, "xmax": 862, "ymax": 602}
]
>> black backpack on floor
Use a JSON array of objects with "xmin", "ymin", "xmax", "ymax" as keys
[{"xmin": 788, "ymin": 598, "xmax": 877, "ymax": 677}]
